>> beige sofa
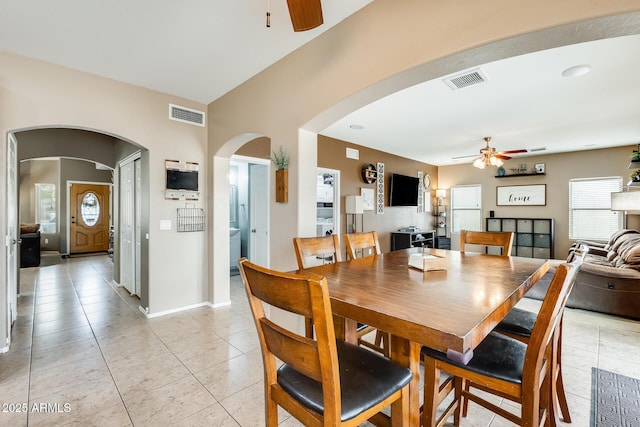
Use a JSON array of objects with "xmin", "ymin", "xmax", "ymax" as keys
[{"xmin": 526, "ymin": 229, "xmax": 640, "ymax": 320}]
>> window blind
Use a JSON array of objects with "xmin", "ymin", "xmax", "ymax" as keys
[{"xmin": 569, "ymin": 177, "xmax": 622, "ymax": 240}]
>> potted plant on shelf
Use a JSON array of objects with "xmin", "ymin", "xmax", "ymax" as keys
[
  {"xmin": 271, "ymin": 146, "xmax": 289, "ymax": 203},
  {"xmin": 630, "ymin": 169, "xmax": 640, "ymax": 183}
]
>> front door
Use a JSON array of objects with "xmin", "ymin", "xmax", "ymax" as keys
[{"xmin": 70, "ymin": 183, "xmax": 110, "ymax": 254}]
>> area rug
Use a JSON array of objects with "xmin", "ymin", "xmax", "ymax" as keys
[{"xmin": 591, "ymin": 367, "xmax": 640, "ymax": 427}]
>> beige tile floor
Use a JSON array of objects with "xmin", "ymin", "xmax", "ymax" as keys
[{"xmin": 1, "ymin": 253, "xmax": 639, "ymax": 426}]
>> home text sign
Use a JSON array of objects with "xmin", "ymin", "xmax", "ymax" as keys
[{"xmin": 497, "ymin": 184, "xmax": 546, "ymax": 206}]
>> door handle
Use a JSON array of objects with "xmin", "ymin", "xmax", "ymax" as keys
[{"xmin": 251, "ymin": 229, "xmax": 256, "ymax": 233}]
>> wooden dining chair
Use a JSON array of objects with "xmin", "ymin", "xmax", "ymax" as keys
[
  {"xmin": 460, "ymin": 230, "xmax": 514, "ymax": 256},
  {"xmin": 494, "ymin": 244, "xmax": 589, "ymax": 424},
  {"xmin": 238, "ymin": 258, "xmax": 413, "ymax": 427},
  {"xmin": 293, "ymin": 234, "xmax": 343, "ymax": 338},
  {"xmin": 421, "ymin": 254, "xmax": 584, "ymax": 427},
  {"xmin": 343, "ymin": 231, "xmax": 389, "ymax": 357},
  {"xmin": 344, "ymin": 230, "xmax": 382, "ymax": 260}
]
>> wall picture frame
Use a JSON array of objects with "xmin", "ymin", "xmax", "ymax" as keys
[{"xmin": 497, "ymin": 184, "xmax": 546, "ymax": 206}]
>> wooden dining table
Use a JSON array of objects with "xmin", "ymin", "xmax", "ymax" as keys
[{"xmin": 296, "ymin": 247, "xmax": 550, "ymax": 427}]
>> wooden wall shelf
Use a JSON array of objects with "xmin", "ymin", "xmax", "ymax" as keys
[{"xmin": 495, "ymin": 173, "xmax": 545, "ymax": 178}]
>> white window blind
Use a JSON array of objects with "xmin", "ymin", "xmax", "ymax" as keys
[
  {"xmin": 35, "ymin": 183, "xmax": 57, "ymax": 233},
  {"xmin": 569, "ymin": 177, "xmax": 622, "ymax": 241},
  {"xmin": 451, "ymin": 185, "xmax": 482, "ymax": 233}
]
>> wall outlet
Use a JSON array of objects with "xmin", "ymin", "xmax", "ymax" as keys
[{"xmin": 44, "ymin": 238, "xmax": 48, "ymax": 244}]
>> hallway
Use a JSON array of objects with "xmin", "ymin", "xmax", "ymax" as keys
[{"xmin": 1, "ymin": 254, "xmax": 639, "ymax": 426}]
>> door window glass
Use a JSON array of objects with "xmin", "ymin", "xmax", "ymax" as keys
[{"xmin": 81, "ymin": 192, "xmax": 100, "ymax": 226}]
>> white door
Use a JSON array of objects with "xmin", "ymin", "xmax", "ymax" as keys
[
  {"xmin": 249, "ymin": 163, "xmax": 269, "ymax": 267},
  {"xmin": 6, "ymin": 133, "xmax": 18, "ymax": 338},
  {"xmin": 119, "ymin": 160, "xmax": 135, "ymax": 294},
  {"xmin": 134, "ymin": 159, "xmax": 142, "ymax": 294}
]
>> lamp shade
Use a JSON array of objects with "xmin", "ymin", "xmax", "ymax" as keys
[
  {"xmin": 436, "ymin": 189, "xmax": 447, "ymax": 199},
  {"xmin": 345, "ymin": 195, "xmax": 364, "ymax": 214},
  {"xmin": 611, "ymin": 191, "xmax": 640, "ymax": 214}
]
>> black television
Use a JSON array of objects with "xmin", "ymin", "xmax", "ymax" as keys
[
  {"xmin": 389, "ymin": 173, "xmax": 419, "ymax": 206},
  {"xmin": 166, "ymin": 169, "xmax": 199, "ymax": 191}
]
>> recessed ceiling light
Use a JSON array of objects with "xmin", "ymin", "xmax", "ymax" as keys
[
  {"xmin": 349, "ymin": 124, "xmax": 364, "ymax": 130},
  {"xmin": 562, "ymin": 65, "xmax": 591, "ymax": 78}
]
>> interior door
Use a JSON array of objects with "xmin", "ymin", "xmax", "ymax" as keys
[
  {"xmin": 6, "ymin": 133, "xmax": 18, "ymax": 332},
  {"xmin": 249, "ymin": 163, "xmax": 269, "ymax": 267},
  {"xmin": 119, "ymin": 161, "xmax": 135, "ymax": 294},
  {"xmin": 70, "ymin": 183, "xmax": 110, "ymax": 254}
]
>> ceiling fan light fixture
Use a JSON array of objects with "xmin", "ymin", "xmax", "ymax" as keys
[{"xmin": 473, "ymin": 157, "xmax": 486, "ymax": 169}]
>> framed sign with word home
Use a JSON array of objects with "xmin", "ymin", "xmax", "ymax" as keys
[{"xmin": 497, "ymin": 184, "xmax": 546, "ymax": 206}]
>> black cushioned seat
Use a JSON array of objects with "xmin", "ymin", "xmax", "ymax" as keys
[
  {"xmin": 278, "ymin": 340, "xmax": 413, "ymax": 421},
  {"xmin": 421, "ymin": 332, "xmax": 526, "ymax": 384},
  {"xmin": 496, "ymin": 308, "xmax": 537, "ymax": 338}
]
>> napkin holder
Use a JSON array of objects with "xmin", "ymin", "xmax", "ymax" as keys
[{"xmin": 408, "ymin": 253, "xmax": 447, "ymax": 271}]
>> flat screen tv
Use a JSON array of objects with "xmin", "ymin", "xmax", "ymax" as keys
[
  {"xmin": 166, "ymin": 169, "xmax": 199, "ymax": 191},
  {"xmin": 389, "ymin": 173, "xmax": 419, "ymax": 206}
]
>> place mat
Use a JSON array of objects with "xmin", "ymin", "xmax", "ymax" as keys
[{"xmin": 591, "ymin": 367, "xmax": 640, "ymax": 427}]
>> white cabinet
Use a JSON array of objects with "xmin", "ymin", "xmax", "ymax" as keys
[{"xmin": 317, "ymin": 184, "xmax": 333, "ymax": 203}]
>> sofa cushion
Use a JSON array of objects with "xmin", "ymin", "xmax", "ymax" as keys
[
  {"xmin": 615, "ymin": 235, "xmax": 640, "ymax": 269},
  {"xmin": 605, "ymin": 229, "xmax": 640, "ymax": 251}
]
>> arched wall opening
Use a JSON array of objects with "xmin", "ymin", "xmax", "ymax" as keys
[{"xmin": 10, "ymin": 126, "xmax": 150, "ymax": 308}]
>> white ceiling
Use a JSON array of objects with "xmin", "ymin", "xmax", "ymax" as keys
[
  {"xmin": 321, "ymin": 34, "xmax": 640, "ymax": 166},
  {"xmin": 0, "ymin": 0, "xmax": 372, "ymax": 104},
  {"xmin": 1, "ymin": 2, "xmax": 639, "ymax": 166}
]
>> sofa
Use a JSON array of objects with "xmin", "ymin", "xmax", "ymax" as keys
[{"xmin": 526, "ymin": 229, "xmax": 640, "ymax": 320}]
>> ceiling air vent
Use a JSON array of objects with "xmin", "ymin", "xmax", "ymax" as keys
[
  {"xmin": 169, "ymin": 104, "xmax": 205, "ymax": 127},
  {"xmin": 443, "ymin": 68, "xmax": 488, "ymax": 90},
  {"xmin": 529, "ymin": 147, "xmax": 547, "ymax": 152}
]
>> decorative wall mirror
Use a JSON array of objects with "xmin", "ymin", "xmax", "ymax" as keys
[{"xmin": 361, "ymin": 163, "xmax": 377, "ymax": 184}]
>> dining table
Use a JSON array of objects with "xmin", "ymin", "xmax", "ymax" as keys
[{"xmin": 295, "ymin": 247, "xmax": 550, "ymax": 427}]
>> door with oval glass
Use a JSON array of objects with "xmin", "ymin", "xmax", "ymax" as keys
[{"xmin": 70, "ymin": 183, "xmax": 110, "ymax": 254}]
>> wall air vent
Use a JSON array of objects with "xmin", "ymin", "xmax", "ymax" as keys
[
  {"xmin": 443, "ymin": 68, "xmax": 488, "ymax": 90},
  {"xmin": 529, "ymin": 147, "xmax": 547, "ymax": 152},
  {"xmin": 169, "ymin": 104, "xmax": 205, "ymax": 127}
]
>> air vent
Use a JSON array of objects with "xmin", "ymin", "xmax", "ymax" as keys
[
  {"xmin": 443, "ymin": 68, "xmax": 488, "ymax": 90},
  {"xmin": 169, "ymin": 104, "xmax": 205, "ymax": 127},
  {"xmin": 529, "ymin": 147, "xmax": 547, "ymax": 152}
]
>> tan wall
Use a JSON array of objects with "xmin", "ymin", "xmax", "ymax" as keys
[
  {"xmin": 318, "ymin": 135, "xmax": 438, "ymax": 252},
  {"xmin": 0, "ymin": 51, "xmax": 208, "ymax": 315},
  {"xmin": 438, "ymin": 145, "xmax": 640, "ymax": 257}
]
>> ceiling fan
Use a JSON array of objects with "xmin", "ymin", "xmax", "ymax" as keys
[
  {"xmin": 453, "ymin": 137, "xmax": 527, "ymax": 169},
  {"xmin": 285, "ymin": 0, "xmax": 324, "ymax": 32}
]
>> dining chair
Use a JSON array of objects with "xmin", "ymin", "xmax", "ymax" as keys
[
  {"xmin": 238, "ymin": 258, "xmax": 413, "ymax": 426},
  {"xmin": 343, "ymin": 231, "xmax": 389, "ymax": 357},
  {"xmin": 421, "ymin": 254, "xmax": 584, "ymax": 427},
  {"xmin": 460, "ymin": 230, "xmax": 514, "ymax": 256},
  {"xmin": 494, "ymin": 244, "xmax": 589, "ymax": 424},
  {"xmin": 293, "ymin": 234, "xmax": 343, "ymax": 338},
  {"xmin": 344, "ymin": 230, "xmax": 382, "ymax": 260}
]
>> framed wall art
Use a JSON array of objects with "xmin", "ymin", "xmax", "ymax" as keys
[{"xmin": 497, "ymin": 184, "xmax": 546, "ymax": 206}]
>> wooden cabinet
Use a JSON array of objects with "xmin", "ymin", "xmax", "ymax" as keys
[
  {"xmin": 391, "ymin": 229, "xmax": 435, "ymax": 251},
  {"xmin": 486, "ymin": 217, "xmax": 554, "ymax": 259}
]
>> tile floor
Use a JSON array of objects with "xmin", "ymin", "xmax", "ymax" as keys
[{"xmin": 1, "ymin": 254, "xmax": 639, "ymax": 426}]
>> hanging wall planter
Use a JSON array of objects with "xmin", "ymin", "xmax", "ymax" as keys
[{"xmin": 272, "ymin": 146, "xmax": 290, "ymax": 203}]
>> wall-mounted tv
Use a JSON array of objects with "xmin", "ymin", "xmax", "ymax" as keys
[
  {"xmin": 389, "ymin": 173, "xmax": 419, "ymax": 206},
  {"xmin": 166, "ymin": 169, "xmax": 199, "ymax": 191}
]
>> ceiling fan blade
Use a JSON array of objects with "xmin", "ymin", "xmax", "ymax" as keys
[
  {"xmin": 498, "ymin": 149, "xmax": 527, "ymax": 155},
  {"xmin": 287, "ymin": 0, "xmax": 323, "ymax": 32},
  {"xmin": 451, "ymin": 153, "xmax": 480, "ymax": 160},
  {"xmin": 494, "ymin": 154, "xmax": 512, "ymax": 160}
]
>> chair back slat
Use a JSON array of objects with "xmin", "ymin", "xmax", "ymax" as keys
[
  {"xmin": 460, "ymin": 230, "xmax": 514, "ymax": 256},
  {"xmin": 293, "ymin": 234, "xmax": 342, "ymax": 269},
  {"xmin": 344, "ymin": 231, "xmax": 381, "ymax": 259}
]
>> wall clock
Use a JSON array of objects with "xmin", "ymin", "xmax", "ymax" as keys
[{"xmin": 361, "ymin": 163, "xmax": 377, "ymax": 184}]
